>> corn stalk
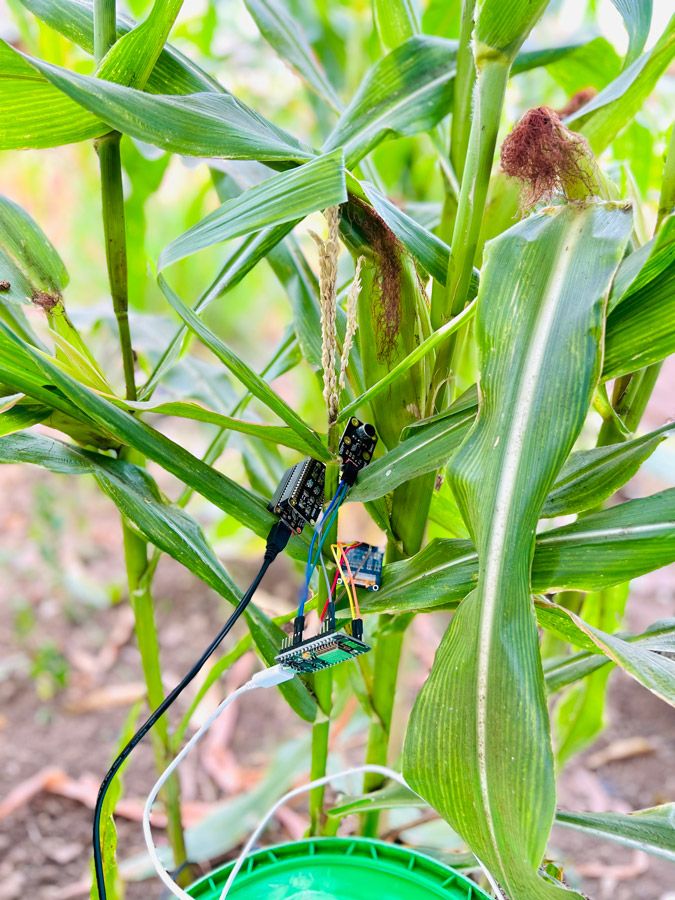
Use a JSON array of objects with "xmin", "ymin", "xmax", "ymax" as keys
[{"xmin": 93, "ymin": 0, "xmax": 188, "ymax": 880}]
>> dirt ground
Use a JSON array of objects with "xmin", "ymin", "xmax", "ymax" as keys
[{"xmin": 0, "ymin": 399, "xmax": 673, "ymax": 900}]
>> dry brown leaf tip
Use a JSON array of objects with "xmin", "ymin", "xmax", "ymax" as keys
[{"xmin": 500, "ymin": 106, "xmax": 595, "ymax": 208}]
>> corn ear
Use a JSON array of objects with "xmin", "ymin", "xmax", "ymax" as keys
[{"xmin": 342, "ymin": 200, "xmax": 429, "ymax": 451}]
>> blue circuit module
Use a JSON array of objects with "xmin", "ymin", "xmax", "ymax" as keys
[{"xmin": 338, "ymin": 542, "xmax": 384, "ymax": 591}]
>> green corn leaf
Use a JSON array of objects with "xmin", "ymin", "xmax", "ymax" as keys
[
  {"xmin": 329, "ymin": 781, "xmax": 425, "ymax": 820},
  {"xmin": 0, "ymin": 195, "xmax": 68, "ymax": 301},
  {"xmin": 556, "ymin": 804, "xmax": 675, "ymax": 863},
  {"xmin": 18, "ymin": 0, "xmax": 222, "ymax": 93},
  {"xmin": 553, "ymin": 583, "xmax": 629, "ymax": 766},
  {"xmin": 610, "ymin": 0, "xmax": 653, "ymax": 69},
  {"xmin": 0, "ymin": 396, "xmax": 49, "ymax": 435},
  {"xmin": 603, "ymin": 256, "xmax": 675, "ymax": 379},
  {"xmin": 345, "ymin": 366, "xmax": 477, "ymax": 503},
  {"xmin": 141, "ymin": 224, "xmax": 300, "ymax": 399},
  {"xmin": 0, "ymin": 327, "xmax": 116, "ymax": 446},
  {"xmin": 323, "ymin": 36, "xmax": 457, "ymax": 165},
  {"xmin": 329, "ymin": 789, "xmax": 675, "ymax": 865},
  {"xmin": 0, "ymin": 324, "xmax": 301, "ymax": 549},
  {"xmin": 402, "ymin": 202, "xmax": 632, "ymax": 900},
  {"xmin": 0, "ymin": 194, "xmax": 64, "ymax": 348},
  {"xmin": 374, "ymin": 0, "xmax": 420, "ymax": 51},
  {"xmin": 567, "ymin": 14, "xmax": 675, "ymax": 154},
  {"xmin": 0, "ymin": 41, "xmax": 103, "ymax": 150},
  {"xmin": 95, "ymin": 0, "xmax": 184, "ymax": 89},
  {"xmin": 324, "ymin": 35, "xmax": 583, "ymax": 167},
  {"xmin": 350, "ymin": 384, "xmax": 671, "ymax": 515},
  {"xmin": 244, "ymin": 0, "xmax": 341, "ymax": 111},
  {"xmin": 608, "ymin": 214, "xmax": 675, "ymax": 314},
  {"xmin": 123, "ymin": 398, "xmax": 322, "ymax": 456},
  {"xmin": 365, "ymin": 490, "xmax": 675, "ymax": 615},
  {"xmin": 0, "ymin": 429, "xmax": 315, "ymax": 721},
  {"xmin": 0, "ymin": 430, "xmax": 240, "ymax": 602},
  {"xmin": 544, "ymin": 620, "xmax": 675, "ymax": 694},
  {"xmin": 208, "ymin": 164, "xmax": 328, "ymax": 374},
  {"xmin": 534, "ymin": 489, "xmax": 675, "ymax": 594},
  {"xmin": 158, "ymin": 151, "xmax": 346, "ymax": 270},
  {"xmin": 2, "ymin": 0, "xmax": 225, "ymax": 151},
  {"xmin": 602, "ymin": 216, "xmax": 675, "ymax": 378},
  {"xmin": 543, "ymin": 599, "xmax": 675, "ymax": 707},
  {"xmin": 158, "ymin": 278, "xmax": 330, "ymax": 461},
  {"xmin": 266, "ymin": 235, "xmax": 323, "ymax": 370},
  {"xmin": 542, "ymin": 423, "xmax": 674, "ymax": 517},
  {"xmin": 46, "ymin": 303, "xmax": 112, "ymax": 393},
  {"xmin": 5, "ymin": 45, "xmax": 313, "ymax": 161}
]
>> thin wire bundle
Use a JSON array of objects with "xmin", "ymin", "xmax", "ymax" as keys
[
  {"xmin": 297, "ymin": 480, "xmax": 348, "ymax": 618},
  {"xmin": 319, "ymin": 541, "xmax": 373, "ymax": 622}
]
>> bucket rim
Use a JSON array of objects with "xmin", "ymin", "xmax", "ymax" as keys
[{"xmin": 187, "ymin": 835, "xmax": 491, "ymax": 899}]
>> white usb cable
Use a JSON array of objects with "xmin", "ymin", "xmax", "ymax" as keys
[{"xmin": 142, "ymin": 664, "xmax": 295, "ymax": 900}]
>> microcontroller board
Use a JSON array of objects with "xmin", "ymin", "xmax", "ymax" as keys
[{"xmin": 276, "ymin": 628, "xmax": 371, "ymax": 674}]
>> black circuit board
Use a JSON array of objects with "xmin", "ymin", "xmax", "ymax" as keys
[
  {"xmin": 338, "ymin": 542, "xmax": 384, "ymax": 591},
  {"xmin": 267, "ymin": 458, "xmax": 326, "ymax": 533},
  {"xmin": 276, "ymin": 629, "xmax": 371, "ymax": 674},
  {"xmin": 339, "ymin": 418, "xmax": 378, "ymax": 484}
]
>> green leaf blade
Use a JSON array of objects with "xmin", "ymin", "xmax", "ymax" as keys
[
  {"xmin": 542, "ymin": 423, "xmax": 673, "ymax": 517},
  {"xmin": 403, "ymin": 202, "xmax": 632, "ymax": 898},
  {"xmin": 324, "ymin": 36, "xmax": 458, "ymax": 166},
  {"xmin": 567, "ymin": 15, "xmax": 675, "ymax": 154},
  {"xmin": 158, "ymin": 278, "xmax": 330, "ymax": 461},
  {"xmin": 244, "ymin": 0, "xmax": 341, "ymax": 110},
  {"xmin": 536, "ymin": 489, "xmax": 675, "ymax": 594},
  {"xmin": 610, "ymin": 0, "xmax": 653, "ymax": 68},
  {"xmin": 11, "ymin": 47, "xmax": 313, "ymax": 161},
  {"xmin": 556, "ymin": 804, "xmax": 675, "ymax": 863},
  {"xmin": 159, "ymin": 150, "xmax": 346, "ymax": 270}
]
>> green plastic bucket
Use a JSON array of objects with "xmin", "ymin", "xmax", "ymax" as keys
[{"xmin": 187, "ymin": 837, "xmax": 491, "ymax": 899}]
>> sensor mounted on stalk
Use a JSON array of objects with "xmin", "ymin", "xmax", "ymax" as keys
[{"xmin": 268, "ymin": 457, "xmax": 326, "ymax": 534}]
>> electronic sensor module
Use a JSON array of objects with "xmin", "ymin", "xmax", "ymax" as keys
[
  {"xmin": 338, "ymin": 542, "xmax": 384, "ymax": 591},
  {"xmin": 267, "ymin": 457, "xmax": 326, "ymax": 533},
  {"xmin": 339, "ymin": 418, "xmax": 378, "ymax": 485},
  {"xmin": 276, "ymin": 629, "xmax": 370, "ymax": 674}
]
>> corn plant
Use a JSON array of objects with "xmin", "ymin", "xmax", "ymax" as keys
[{"xmin": 1, "ymin": 0, "xmax": 674, "ymax": 897}]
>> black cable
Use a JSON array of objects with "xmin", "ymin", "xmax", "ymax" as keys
[{"xmin": 92, "ymin": 519, "xmax": 292, "ymax": 900}]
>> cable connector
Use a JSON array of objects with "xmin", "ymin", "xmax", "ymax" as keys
[
  {"xmin": 292, "ymin": 614, "xmax": 305, "ymax": 646},
  {"xmin": 250, "ymin": 664, "xmax": 296, "ymax": 687},
  {"xmin": 263, "ymin": 519, "xmax": 293, "ymax": 561},
  {"xmin": 350, "ymin": 618, "xmax": 364, "ymax": 641}
]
